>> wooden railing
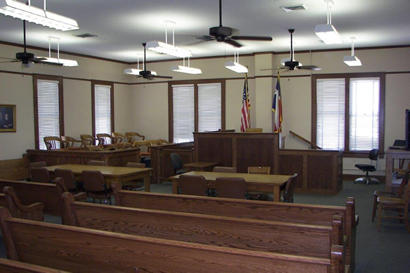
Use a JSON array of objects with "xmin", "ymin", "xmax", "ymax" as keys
[{"xmin": 289, "ymin": 130, "xmax": 321, "ymax": 150}]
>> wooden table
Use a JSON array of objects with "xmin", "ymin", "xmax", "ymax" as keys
[
  {"xmin": 45, "ymin": 164, "xmax": 152, "ymax": 191},
  {"xmin": 385, "ymin": 149, "xmax": 410, "ymax": 191},
  {"xmin": 169, "ymin": 171, "xmax": 291, "ymax": 202},
  {"xmin": 184, "ymin": 161, "xmax": 218, "ymax": 171}
]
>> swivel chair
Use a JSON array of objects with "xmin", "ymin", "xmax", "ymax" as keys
[{"xmin": 354, "ymin": 149, "xmax": 379, "ymax": 184}]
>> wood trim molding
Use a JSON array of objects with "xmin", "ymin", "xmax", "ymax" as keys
[
  {"xmin": 91, "ymin": 80, "xmax": 115, "ymax": 136},
  {"xmin": 32, "ymin": 74, "xmax": 64, "ymax": 149},
  {"xmin": 168, "ymin": 84, "xmax": 174, "ymax": 143}
]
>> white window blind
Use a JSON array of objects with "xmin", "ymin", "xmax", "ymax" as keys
[
  {"xmin": 37, "ymin": 79, "xmax": 60, "ymax": 150},
  {"xmin": 173, "ymin": 84, "xmax": 195, "ymax": 143},
  {"xmin": 316, "ymin": 79, "xmax": 345, "ymax": 150},
  {"xmin": 198, "ymin": 83, "xmax": 221, "ymax": 132},
  {"xmin": 349, "ymin": 78, "xmax": 380, "ymax": 150},
  {"xmin": 94, "ymin": 84, "xmax": 112, "ymax": 141}
]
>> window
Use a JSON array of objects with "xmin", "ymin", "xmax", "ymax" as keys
[
  {"xmin": 312, "ymin": 73, "xmax": 385, "ymax": 154},
  {"xmin": 169, "ymin": 80, "xmax": 225, "ymax": 143},
  {"xmin": 92, "ymin": 81, "xmax": 114, "ymax": 140},
  {"xmin": 34, "ymin": 76, "xmax": 64, "ymax": 150}
]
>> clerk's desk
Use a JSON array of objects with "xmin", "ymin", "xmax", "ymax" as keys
[{"xmin": 385, "ymin": 149, "xmax": 410, "ymax": 191}]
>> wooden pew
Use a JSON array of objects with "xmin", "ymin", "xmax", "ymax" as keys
[
  {"xmin": 0, "ymin": 179, "xmax": 60, "ymax": 215},
  {"xmin": 0, "ymin": 193, "xmax": 6, "ymax": 207},
  {"xmin": 0, "ymin": 157, "xmax": 29, "ymax": 181},
  {"xmin": 0, "ymin": 258, "xmax": 69, "ymax": 273},
  {"xmin": 113, "ymin": 186, "xmax": 356, "ymax": 272},
  {"xmin": 0, "ymin": 208, "xmax": 345, "ymax": 273},
  {"xmin": 62, "ymin": 193, "xmax": 343, "ymax": 261}
]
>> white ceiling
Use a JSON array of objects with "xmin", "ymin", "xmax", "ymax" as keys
[{"xmin": 0, "ymin": 0, "xmax": 409, "ymax": 62}]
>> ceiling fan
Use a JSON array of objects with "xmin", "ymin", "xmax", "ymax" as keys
[
  {"xmin": 129, "ymin": 43, "xmax": 172, "ymax": 80},
  {"xmin": 262, "ymin": 29, "xmax": 321, "ymax": 72},
  {"xmin": 197, "ymin": 0, "xmax": 272, "ymax": 48},
  {"xmin": 0, "ymin": 21, "xmax": 61, "ymax": 67}
]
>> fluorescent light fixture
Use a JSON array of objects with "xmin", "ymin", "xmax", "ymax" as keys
[
  {"xmin": 343, "ymin": 55, "xmax": 361, "ymax": 66},
  {"xmin": 0, "ymin": 0, "xmax": 79, "ymax": 31},
  {"xmin": 124, "ymin": 68, "xmax": 157, "ymax": 76},
  {"xmin": 40, "ymin": 57, "xmax": 78, "ymax": 66},
  {"xmin": 225, "ymin": 61, "xmax": 248, "ymax": 73},
  {"xmin": 314, "ymin": 24, "xmax": 342, "ymax": 44},
  {"xmin": 344, "ymin": 38, "xmax": 361, "ymax": 66},
  {"xmin": 171, "ymin": 65, "xmax": 202, "ymax": 74},
  {"xmin": 146, "ymin": 41, "xmax": 192, "ymax": 58}
]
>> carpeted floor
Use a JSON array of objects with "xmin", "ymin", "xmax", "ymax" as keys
[{"xmin": 0, "ymin": 181, "xmax": 409, "ymax": 272}]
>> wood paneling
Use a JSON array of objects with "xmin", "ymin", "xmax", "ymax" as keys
[
  {"xmin": 26, "ymin": 148, "xmax": 140, "ymax": 166},
  {"xmin": 277, "ymin": 154, "xmax": 304, "ymax": 188},
  {"xmin": 0, "ymin": 157, "xmax": 29, "ymax": 180}
]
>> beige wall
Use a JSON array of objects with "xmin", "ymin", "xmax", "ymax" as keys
[{"xmin": 0, "ymin": 42, "xmax": 409, "ymax": 176}]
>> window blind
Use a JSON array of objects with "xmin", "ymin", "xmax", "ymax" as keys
[
  {"xmin": 94, "ymin": 85, "xmax": 112, "ymax": 142},
  {"xmin": 37, "ymin": 79, "xmax": 60, "ymax": 150},
  {"xmin": 172, "ymin": 84, "xmax": 195, "ymax": 143},
  {"xmin": 349, "ymin": 78, "xmax": 380, "ymax": 150},
  {"xmin": 198, "ymin": 83, "xmax": 221, "ymax": 132},
  {"xmin": 316, "ymin": 78, "xmax": 345, "ymax": 150}
]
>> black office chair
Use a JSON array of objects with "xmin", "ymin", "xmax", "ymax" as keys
[
  {"xmin": 170, "ymin": 153, "xmax": 189, "ymax": 175},
  {"xmin": 354, "ymin": 149, "xmax": 380, "ymax": 184}
]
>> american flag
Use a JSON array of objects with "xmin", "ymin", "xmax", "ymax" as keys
[
  {"xmin": 240, "ymin": 75, "xmax": 250, "ymax": 132},
  {"xmin": 272, "ymin": 74, "xmax": 283, "ymax": 133}
]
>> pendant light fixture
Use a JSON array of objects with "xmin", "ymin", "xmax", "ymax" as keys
[
  {"xmin": 225, "ymin": 51, "xmax": 248, "ymax": 73},
  {"xmin": 171, "ymin": 56, "xmax": 202, "ymax": 74},
  {"xmin": 38, "ymin": 36, "xmax": 78, "ymax": 66},
  {"xmin": 344, "ymin": 37, "xmax": 362, "ymax": 66},
  {"xmin": 314, "ymin": 0, "xmax": 342, "ymax": 44}
]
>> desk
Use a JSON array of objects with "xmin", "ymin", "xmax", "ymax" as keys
[
  {"xmin": 385, "ymin": 149, "xmax": 410, "ymax": 191},
  {"xmin": 45, "ymin": 164, "xmax": 152, "ymax": 191},
  {"xmin": 184, "ymin": 162, "xmax": 218, "ymax": 171},
  {"xmin": 169, "ymin": 171, "xmax": 291, "ymax": 202}
]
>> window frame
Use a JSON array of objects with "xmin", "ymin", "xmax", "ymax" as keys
[
  {"xmin": 311, "ymin": 73, "xmax": 385, "ymax": 157},
  {"xmin": 33, "ymin": 75, "xmax": 64, "ymax": 150},
  {"xmin": 168, "ymin": 79, "xmax": 226, "ymax": 143},
  {"xmin": 91, "ymin": 81, "xmax": 115, "ymax": 137}
]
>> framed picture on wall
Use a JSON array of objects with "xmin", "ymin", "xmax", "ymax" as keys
[{"xmin": 0, "ymin": 104, "xmax": 16, "ymax": 132}]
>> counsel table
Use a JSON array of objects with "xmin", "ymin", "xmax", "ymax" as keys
[
  {"xmin": 45, "ymin": 164, "xmax": 152, "ymax": 191},
  {"xmin": 169, "ymin": 171, "xmax": 291, "ymax": 202}
]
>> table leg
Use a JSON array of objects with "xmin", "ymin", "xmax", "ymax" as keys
[
  {"xmin": 172, "ymin": 181, "xmax": 178, "ymax": 194},
  {"xmin": 144, "ymin": 176, "xmax": 151, "ymax": 192},
  {"xmin": 273, "ymin": 186, "xmax": 280, "ymax": 202}
]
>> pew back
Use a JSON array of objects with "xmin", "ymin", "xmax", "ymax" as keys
[
  {"xmin": 0, "ymin": 258, "xmax": 69, "ymax": 273},
  {"xmin": 0, "ymin": 179, "xmax": 59, "ymax": 215},
  {"xmin": 63, "ymin": 194, "xmax": 343, "ymax": 259},
  {"xmin": 0, "ymin": 208, "xmax": 344, "ymax": 273}
]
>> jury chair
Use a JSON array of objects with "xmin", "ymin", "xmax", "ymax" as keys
[
  {"xmin": 281, "ymin": 173, "xmax": 298, "ymax": 203},
  {"xmin": 30, "ymin": 167, "xmax": 51, "ymax": 183},
  {"xmin": 354, "ymin": 149, "xmax": 379, "ymax": 184},
  {"xmin": 43, "ymin": 136, "xmax": 63, "ymax": 150},
  {"xmin": 213, "ymin": 166, "xmax": 237, "ymax": 173},
  {"xmin": 178, "ymin": 174, "xmax": 208, "ymax": 196},
  {"xmin": 125, "ymin": 132, "xmax": 145, "ymax": 143},
  {"xmin": 61, "ymin": 136, "xmax": 82, "ymax": 148},
  {"xmin": 215, "ymin": 177, "xmax": 247, "ymax": 199},
  {"xmin": 170, "ymin": 153, "xmax": 189, "ymax": 175},
  {"xmin": 80, "ymin": 134, "xmax": 96, "ymax": 148},
  {"xmin": 3, "ymin": 186, "xmax": 44, "ymax": 221},
  {"xmin": 82, "ymin": 171, "xmax": 112, "ymax": 204},
  {"xmin": 96, "ymin": 133, "xmax": 116, "ymax": 146},
  {"xmin": 375, "ymin": 174, "xmax": 410, "ymax": 232}
]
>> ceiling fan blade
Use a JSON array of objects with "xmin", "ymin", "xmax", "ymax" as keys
[
  {"xmin": 260, "ymin": 66, "xmax": 288, "ymax": 71},
  {"xmin": 231, "ymin": 35, "xmax": 272, "ymax": 41},
  {"xmin": 0, "ymin": 59, "xmax": 19, "ymax": 63},
  {"xmin": 197, "ymin": 35, "xmax": 215, "ymax": 41},
  {"xmin": 224, "ymin": 38, "xmax": 242, "ymax": 48},
  {"xmin": 297, "ymin": 65, "xmax": 321, "ymax": 71},
  {"xmin": 152, "ymin": 75, "xmax": 173, "ymax": 79}
]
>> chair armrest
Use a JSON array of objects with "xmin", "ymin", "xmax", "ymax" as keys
[{"xmin": 74, "ymin": 192, "xmax": 87, "ymax": 201}]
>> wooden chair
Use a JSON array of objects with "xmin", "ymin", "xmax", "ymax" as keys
[
  {"xmin": 126, "ymin": 162, "xmax": 146, "ymax": 168},
  {"xmin": 248, "ymin": 166, "xmax": 271, "ymax": 174},
  {"xmin": 213, "ymin": 166, "xmax": 237, "ymax": 173},
  {"xmin": 54, "ymin": 177, "xmax": 86, "ymax": 202},
  {"xmin": 148, "ymin": 139, "xmax": 169, "ymax": 146},
  {"xmin": 125, "ymin": 131, "xmax": 145, "ymax": 143},
  {"xmin": 30, "ymin": 167, "xmax": 51, "ymax": 183},
  {"xmin": 111, "ymin": 132, "xmax": 125, "ymax": 143},
  {"xmin": 245, "ymin": 128, "xmax": 263, "ymax": 133},
  {"xmin": 3, "ymin": 186, "xmax": 44, "ymax": 221},
  {"xmin": 80, "ymin": 134, "xmax": 96, "ymax": 147},
  {"xmin": 43, "ymin": 136, "xmax": 62, "ymax": 150},
  {"xmin": 96, "ymin": 133, "xmax": 115, "ymax": 146},
  {"xmin": 61, "ymin": 136, "xmax": 81, "ymax": 148},
  {"xmin": 87, "ymin": 160, "xmax": 105, "ymax": 166},
  {"xmin": 28, "ymin": 161, "xmax": 46, "ymax": 180},
  {"xmin": 215, "ymin": 177, "xmax": 247, "ymax": 199},
  {"xmin": 178, "ymin": 174, "xmax": 208, "ymax": 196},
  {"xmin": 82, "ymin": 170, "xmax": 112, "ymax": 204},
  {"xmin": 282, "ymin": 173, "xmax": 298, "ymax": 203},
  {"xmin": 376, "ymin": 177, "xmax": 410, "ymax": 232},
  {"xmin": 54, "ymin": 168, "xmax": 78, "ymax": 192}
]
